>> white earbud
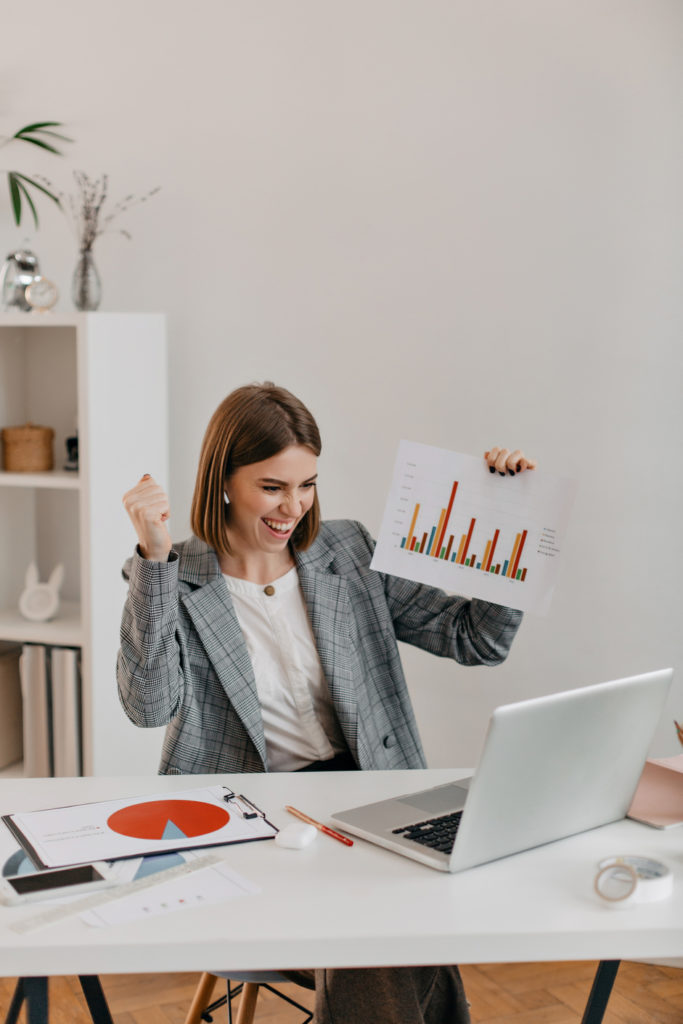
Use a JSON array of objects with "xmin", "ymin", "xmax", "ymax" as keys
[{"xmin": 224, "ymin": 491, "xmax": 230, "ymax": 505}]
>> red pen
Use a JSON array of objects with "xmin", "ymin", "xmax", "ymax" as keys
[{"xmin": 285, "ymin": 805, "xmax": 354, "ymax": 846}]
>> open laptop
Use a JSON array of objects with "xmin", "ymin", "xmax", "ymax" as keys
[{"xmin": 330, "ymin": 668, "xmax": 673, "ymax": 872}]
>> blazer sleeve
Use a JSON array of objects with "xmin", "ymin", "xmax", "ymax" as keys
[
  {"xmin": 117, "ymin": 547, "xmax": 186, "ymax": 727},
  {"xmin": 355, "ymin": 521, "xmax": 523, "ymax": 666}
]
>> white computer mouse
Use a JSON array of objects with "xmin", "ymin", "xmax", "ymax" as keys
[{"xmin": 275, "ymin": 823, "xmax": 318, "ymax": 849}]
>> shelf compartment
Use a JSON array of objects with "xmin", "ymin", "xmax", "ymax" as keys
[
  {"xmin": 0, "ymin": 470, "xmax": 80, "ymax": 490},
  {"xmin": 0, "ymin": 312, "xmax": 167, "ymax": 776},
  {"xmin": 0, "ymin": 601, "xmax": 83, "ymax": 647}
]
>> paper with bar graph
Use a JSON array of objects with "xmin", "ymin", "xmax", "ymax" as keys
[{"xmin": 370, "ymin": 441, "xmax": 576, "ymax": 614}]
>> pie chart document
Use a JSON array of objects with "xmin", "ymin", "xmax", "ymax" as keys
[{"xmin": 3, "ymin": 786, "xmax": 278, "ymax": 869}]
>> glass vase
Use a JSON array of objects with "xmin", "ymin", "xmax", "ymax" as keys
[{"xmin": 72, "ymin": 249, "xmax": 101, "ymax": 311}]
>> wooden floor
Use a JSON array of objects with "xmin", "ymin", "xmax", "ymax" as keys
[{"xmin": 2, "ymin": 962, "xmax": 682, "ymax": 1023}]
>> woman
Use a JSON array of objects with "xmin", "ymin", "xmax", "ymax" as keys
[{"xmin": 118, "ymin": 381, "xmax": 536, "ymax": 1023}]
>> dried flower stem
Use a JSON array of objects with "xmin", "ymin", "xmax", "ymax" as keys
[{"xmin": 38, "ymin": 170, "xmax": 160, "ymax": 253}]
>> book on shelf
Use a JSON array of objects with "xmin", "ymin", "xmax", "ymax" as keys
[
  {"xmin": 19, "ymin": 645, "xmax": 51, "ymax": 778},
  {"xmin": 18, "ymin": 644, "xmax": 82, "ymax": 778},
  {"xmin": 51, "ymin": 646, "xmax": 82, "ymax": 777},
  {"xmin": 0, "ymin": 642, "xmax": 23, "ymax": 770}
]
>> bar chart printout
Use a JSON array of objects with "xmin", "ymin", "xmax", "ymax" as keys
[{"xmin": 371, "ymin": 441, "xmax": 576, "ymax": 614}]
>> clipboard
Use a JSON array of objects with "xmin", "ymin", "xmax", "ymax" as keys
[{"xmin": 2, "ymin": 785, "xmax": 279, "ymax": 869}]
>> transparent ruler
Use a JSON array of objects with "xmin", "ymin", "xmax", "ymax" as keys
[{"xmin": 11, "ymin": 851, "xmax": 226, "ymax": 934}]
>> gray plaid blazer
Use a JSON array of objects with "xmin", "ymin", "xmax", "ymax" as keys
[{"xmin": 118, "ymin": 520, "xmax": 522, "ymax": 775}]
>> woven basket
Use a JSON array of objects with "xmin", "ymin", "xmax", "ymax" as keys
[{"xmin": 1, "ymin": 423, "xmax": 54, "ymax": 472}]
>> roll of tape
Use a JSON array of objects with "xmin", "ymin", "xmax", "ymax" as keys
[{"xmin": 594, "ymin": 855, "xmax": 673, "ymax": 906}]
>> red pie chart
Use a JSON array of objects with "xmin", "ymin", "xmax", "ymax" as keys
[{"xmin": 107, "ymin": 799, "xmax": 230, "ymax": 840}]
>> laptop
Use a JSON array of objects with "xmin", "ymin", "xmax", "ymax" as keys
[{"xmin": 330, "ymin": 668, "xmax": 673, "ymax": 872}]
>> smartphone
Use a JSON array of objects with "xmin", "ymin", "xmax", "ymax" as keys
[{"xmin": 0, "ymin": 862, "xmax": 117, "ymax": 905}]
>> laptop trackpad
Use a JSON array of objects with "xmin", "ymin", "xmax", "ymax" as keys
[{"xmin": 396, "ymin": 783, "xmax": 470, "ymax": 815}]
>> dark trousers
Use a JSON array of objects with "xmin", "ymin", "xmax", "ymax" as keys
[
  {"xmin": 285, "ymin": 966, "xmax": 471, "ymax": 1024},
  {"xmin": 292, "ymin": 753, "xmax": 472, "ymax": 1023}
]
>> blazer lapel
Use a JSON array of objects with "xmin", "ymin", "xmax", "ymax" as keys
[
  {"xmin": 179, "ymin": 540, "xmax": 267, "ymax": 766},
  {"xmin": 176, "ymin": 534, "xmax": 361, "ymax": 768},
  {"xmin": 296, "ymin": 539, "xmax": 359, "ymax": 758}
]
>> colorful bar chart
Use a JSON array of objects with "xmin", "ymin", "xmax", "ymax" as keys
[
  {"xmin": 401, "ymin": 481, "xmax": 530, "ymax": 582},
  {"xmin": 372, "ymin": 441, "xmax": 576, "ymax": 615}
]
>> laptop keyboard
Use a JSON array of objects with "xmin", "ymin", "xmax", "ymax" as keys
[{"xmin": 391, "ymin": 810, "xmax": 463, "ymax": 854}]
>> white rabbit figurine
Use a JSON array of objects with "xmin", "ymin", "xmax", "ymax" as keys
[{"xmin": 18, "ymin": 563, "xmax": 64, "ymax": 622}]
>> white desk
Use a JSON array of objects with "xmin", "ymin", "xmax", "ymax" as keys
[{"xmin": 1, "ymin": 770, "xmax": 682, "ymax": 981}]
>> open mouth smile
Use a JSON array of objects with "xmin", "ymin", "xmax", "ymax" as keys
[{"xmin": 262, "ymin": 517, "xmax": 295, "ymax": 537}]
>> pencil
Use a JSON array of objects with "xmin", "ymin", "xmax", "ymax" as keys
[{"xmin": 285, "ymin": 805, "xmax": 354, "ymax": 847}]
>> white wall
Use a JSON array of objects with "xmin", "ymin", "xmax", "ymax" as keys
[{"xmin": 5, "ymin": 0, "xmax": 682, "ymax": 766}]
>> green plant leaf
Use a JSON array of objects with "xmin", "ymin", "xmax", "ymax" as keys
[
  {"xmin": 15, "ymin": 178, "xmax": 39, "ymax": 228},
  {"xmin": 8, "ymin": 173, "xmax": 22, "ymax": 225},
  {"xmin": 13, "ymin": 136, "xmax": 62, "ymax": 155},
  {"xmin": 5, "ymin": 123, "xmax": 71, "ymax": 226},
  {"xmin": 12, "ymin": 173, "xmax": 62, "ymax": 207},
  {"xmin": 15, "ymin": 125, "xmax": 73, "ymax": 145},
  {"xmin": 28, "ymin": 129, "xmax": 73, "ymax": 142},
  {"xmin": 13, "ymin": 121, "xmax": 64, "ymax": 135}
]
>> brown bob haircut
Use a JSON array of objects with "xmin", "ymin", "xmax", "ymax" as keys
[{"xmin": 190, "ymin": 382, "xmax": 322, "ymax": 555}]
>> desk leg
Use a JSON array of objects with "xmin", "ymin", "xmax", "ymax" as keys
[
  {"xmin": 78, "ymin": 976, "xmax": 115, "ymax": 1024},
  {"xmin": 581, "ymin": 960, "xmax": 620, "ymax": 1024},
  {"xmin": 4, "ymin": 979, "xmax": 26, "ymax": 1024},
  {"xmin": 7, "ymin": 978, "xmax": 49, "ymax": 1024}
]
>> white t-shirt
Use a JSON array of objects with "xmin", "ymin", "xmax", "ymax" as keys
[{"xmin": 222, "ymin": 567, "xmax": 348, "ymax": 771}]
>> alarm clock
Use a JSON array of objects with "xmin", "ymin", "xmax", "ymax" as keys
[
  {"xmin": 0, "ymin": 249, "xmax": 40, "ymax": 311},
  {"xmin": 25, "ymin": 276, "xmax": 59, "ymax": 313}
]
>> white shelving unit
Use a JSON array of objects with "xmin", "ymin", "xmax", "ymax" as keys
[{"xmin": 0, "ymin": 313, "xmax": 168, "ymax": 776}]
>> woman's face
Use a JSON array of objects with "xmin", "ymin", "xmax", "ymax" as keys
[{"xmin": 225, "ymin": 444, "xmax": 318, "ymax": 553}]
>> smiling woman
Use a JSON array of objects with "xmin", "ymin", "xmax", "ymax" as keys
[
  {"xmin": 190, "ymin": 383, "xmax": 322, "ymax": 563},
  {"xmin": 219, "ymin": 446, "xmax": 318, "ymax": 574},
  {"xmin": 117, "ymin": 380, "xmax": 535, "ymax": 1024},
  {"xmin": 118, "ymin": 378, "xmax": 535, "ymax": 775}
]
